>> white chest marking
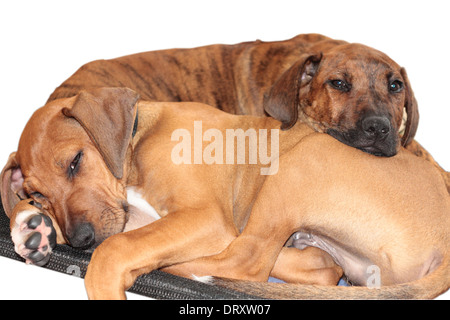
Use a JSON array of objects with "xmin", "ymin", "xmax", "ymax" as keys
[{"xmin": 126, "ymin": 187, "xmax": 161, "ymax": 221}]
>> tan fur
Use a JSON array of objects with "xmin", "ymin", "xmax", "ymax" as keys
[
  {"xmin": 1, "ymin": 88, "xmax": 440, "ymax": 299},
  {"xmin": 1, "ymin": 89, "xmax": 448, "ymax": 299},
  {"xmin": 84, "ymin": 96, "xmax": 448, "ymax": 299}
]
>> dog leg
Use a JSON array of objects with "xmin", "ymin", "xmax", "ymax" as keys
[
  {"xmin": 183, "ymin": 225, "xmax": 290, "ymax": 282},
  {"xmin": 84, "ymin": 207, "xmax": 236, "ymax": 300},
  {"xmin": 168, "ymin": 245, "xmax": 343, "ymax": 286},
  {"xmin": 177, "ymin": 187, "xmax": 300, "ymax": 282},
  {"xmin": 270, "ymin": 247, "xmax": 343, "ymax": 285}
]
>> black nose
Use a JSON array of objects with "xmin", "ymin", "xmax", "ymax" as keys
[
  {"xmin": 362, "ymin": 116, "xmax": 390, "ymax": 139},
  {"xmin": 69, "ymin": 223, "xmax": 95, "ymax": 249}
]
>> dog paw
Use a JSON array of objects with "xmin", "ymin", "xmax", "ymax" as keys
[{"xmin": 11, "ymin": 208, "xmax": 57, "ymax": 266}]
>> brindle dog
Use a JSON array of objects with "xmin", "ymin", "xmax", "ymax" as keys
[{"xmin": 46, "ymin": 34, "xmax": 448, "ymax": 187}]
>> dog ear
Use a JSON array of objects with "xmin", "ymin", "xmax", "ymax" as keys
[
  {"xmin": 62, "ymin": 87, "xmax": 140, "ymax": 179},
  {"xmin": 1, "ymin": 152, "xmax": 27, "ymax": 218},
  {"xmin": 400, "ymin": 68, "xmax": 419, "ymax": 146},
  {"xmin": 264, "ymin": 53, "xmax": 322, "ymax": 130}
]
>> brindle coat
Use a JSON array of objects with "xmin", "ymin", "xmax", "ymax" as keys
[{"xmin": 47, "ymin": 34, "xmax": 448, "ymax": 185}]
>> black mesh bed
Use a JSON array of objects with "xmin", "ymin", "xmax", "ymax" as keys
[{"xmin": 0, "ymin": 197, "xmax": 259, "ymax": 299}]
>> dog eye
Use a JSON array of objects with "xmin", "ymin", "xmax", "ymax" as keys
[
  {"xmin": 68, "ymin": 151, "xmax": 83, "ymax": 178},
  {"xmin": 329, "ymin": 79, "xmax": 351, "ymax": 92},
  {"xmin": 389, "ymin": 80, "xmax": 404, "ymax": 93}
]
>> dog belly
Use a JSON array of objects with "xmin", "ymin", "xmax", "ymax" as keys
[
  {"xmin": 123, "ymin": 187, "xmax": 161, "ymax": 232},
  {"xmin": 292, "ymin": 231, "xmax": 374, "ymax": 286}
]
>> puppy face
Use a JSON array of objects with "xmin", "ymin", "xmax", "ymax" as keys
[
  {"xmin": 14, "ymin": 98, "xmax": 129, "ymax": 248},
  {"xmin": 264, "ymin": 43, "xmax": 418, "ymax": 157},
  {"xmin": 301, "ymin": 44, "xmax": 407, "ymax": 156},
  {"xmin": 2, "ymin": 88, "xmax": 140, "ymax": 249}
]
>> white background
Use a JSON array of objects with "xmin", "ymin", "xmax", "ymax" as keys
[{"xmin": 0, "ymin": 0, "xmax": 448, "ymax": 300}]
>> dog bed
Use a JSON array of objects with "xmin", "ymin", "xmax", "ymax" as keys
[{"xmin": 0, "ymin": 198, "xmax": 259, "ymax": 299}]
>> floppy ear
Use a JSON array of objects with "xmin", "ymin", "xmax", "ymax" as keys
[
  {"xmin": 400, "ymin": 68, "xmax": 419, "ymax": 146},
  {"xmin": 62, "ymin": 87, "xmax": 140, "ymax": 179},
  {"xmin": 1, "ymin": 152, "xmax": 26, "ymax": 218},
  {"xmin": 263, "ymin": 53, "xmax": 322, "ymax": 130}
]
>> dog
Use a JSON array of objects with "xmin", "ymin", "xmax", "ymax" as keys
[
  {"xmin": 2, "ymin": 35, "xmax": 432, "ymax": 254},
  {"xmin": 1, "ymin": 88, "xmax": 448, "ymax": 299},
  {"xmin": 42, "ymin": 33, "xmax": 450, "ymax": 191},
  {"xmin": 48, "ymin": 34, "xmax": 426, "ymax": 158},
  {"xmin": 1, "ymin": 88, "xmax": 343, "ymax": 292}
]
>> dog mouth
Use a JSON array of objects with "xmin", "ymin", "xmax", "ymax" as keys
[
  {"xmin": 327, "ymin": 129, "xmax": 398, "ymax": 157},
  {"xmin": 98, "ymin": 205, "xmax": 129, "ymax": 240},
  {"xmin": 354, "ymin": 144, "xmax": 387, "ymax": 157},
  {"xmin": 68, "ymin": 205, "xmax": 128, "ymax": 250},
  {"xmin": 67, "ymin": 197, "xmax": 159, "ymax": 250}
]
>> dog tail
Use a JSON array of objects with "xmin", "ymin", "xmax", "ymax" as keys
[{"xmin": 200, "ymin": 256, "xmax": 450, "ymax": 299}]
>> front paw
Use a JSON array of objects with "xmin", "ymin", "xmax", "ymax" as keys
[{"xmin": 11, "ymin": 208, "xmax": 57, "ymax": 266}]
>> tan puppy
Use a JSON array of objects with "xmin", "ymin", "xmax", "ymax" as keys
[
  {"xmin": 81, "ymin": 90, "xmax": 447, "ymax": 299},
  {"xmin": 2, "ymin": 34, "xmax": 426, "ymax": 264},
  {"xmin": 1, "ymin": 88, "xmax": 342, "ymax": 286},
  {"xmin": 3, "ymin": 87, "xmax": 444, "ymax": 299}
]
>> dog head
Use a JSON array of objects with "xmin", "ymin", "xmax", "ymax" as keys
[
  {"xmin": 1, "ymin": 88, "xmax": 140, "ymax": 249},
  {"xmin": 264, "ymin": 43, "xmax": 418, "ymax": 157}
]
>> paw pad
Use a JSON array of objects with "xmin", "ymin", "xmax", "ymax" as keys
[{"xmin": 12, "ymin": 210, "xmax": 57, "ymax": 266}]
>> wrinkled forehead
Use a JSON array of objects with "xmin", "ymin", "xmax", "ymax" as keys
[
  {"xmin": 16, "ymin": 97, "xmax": 87, "ymax": 170},
  {"xmin": 323, "ymin": 43, "xmax": 401, "ymax": 74}
]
